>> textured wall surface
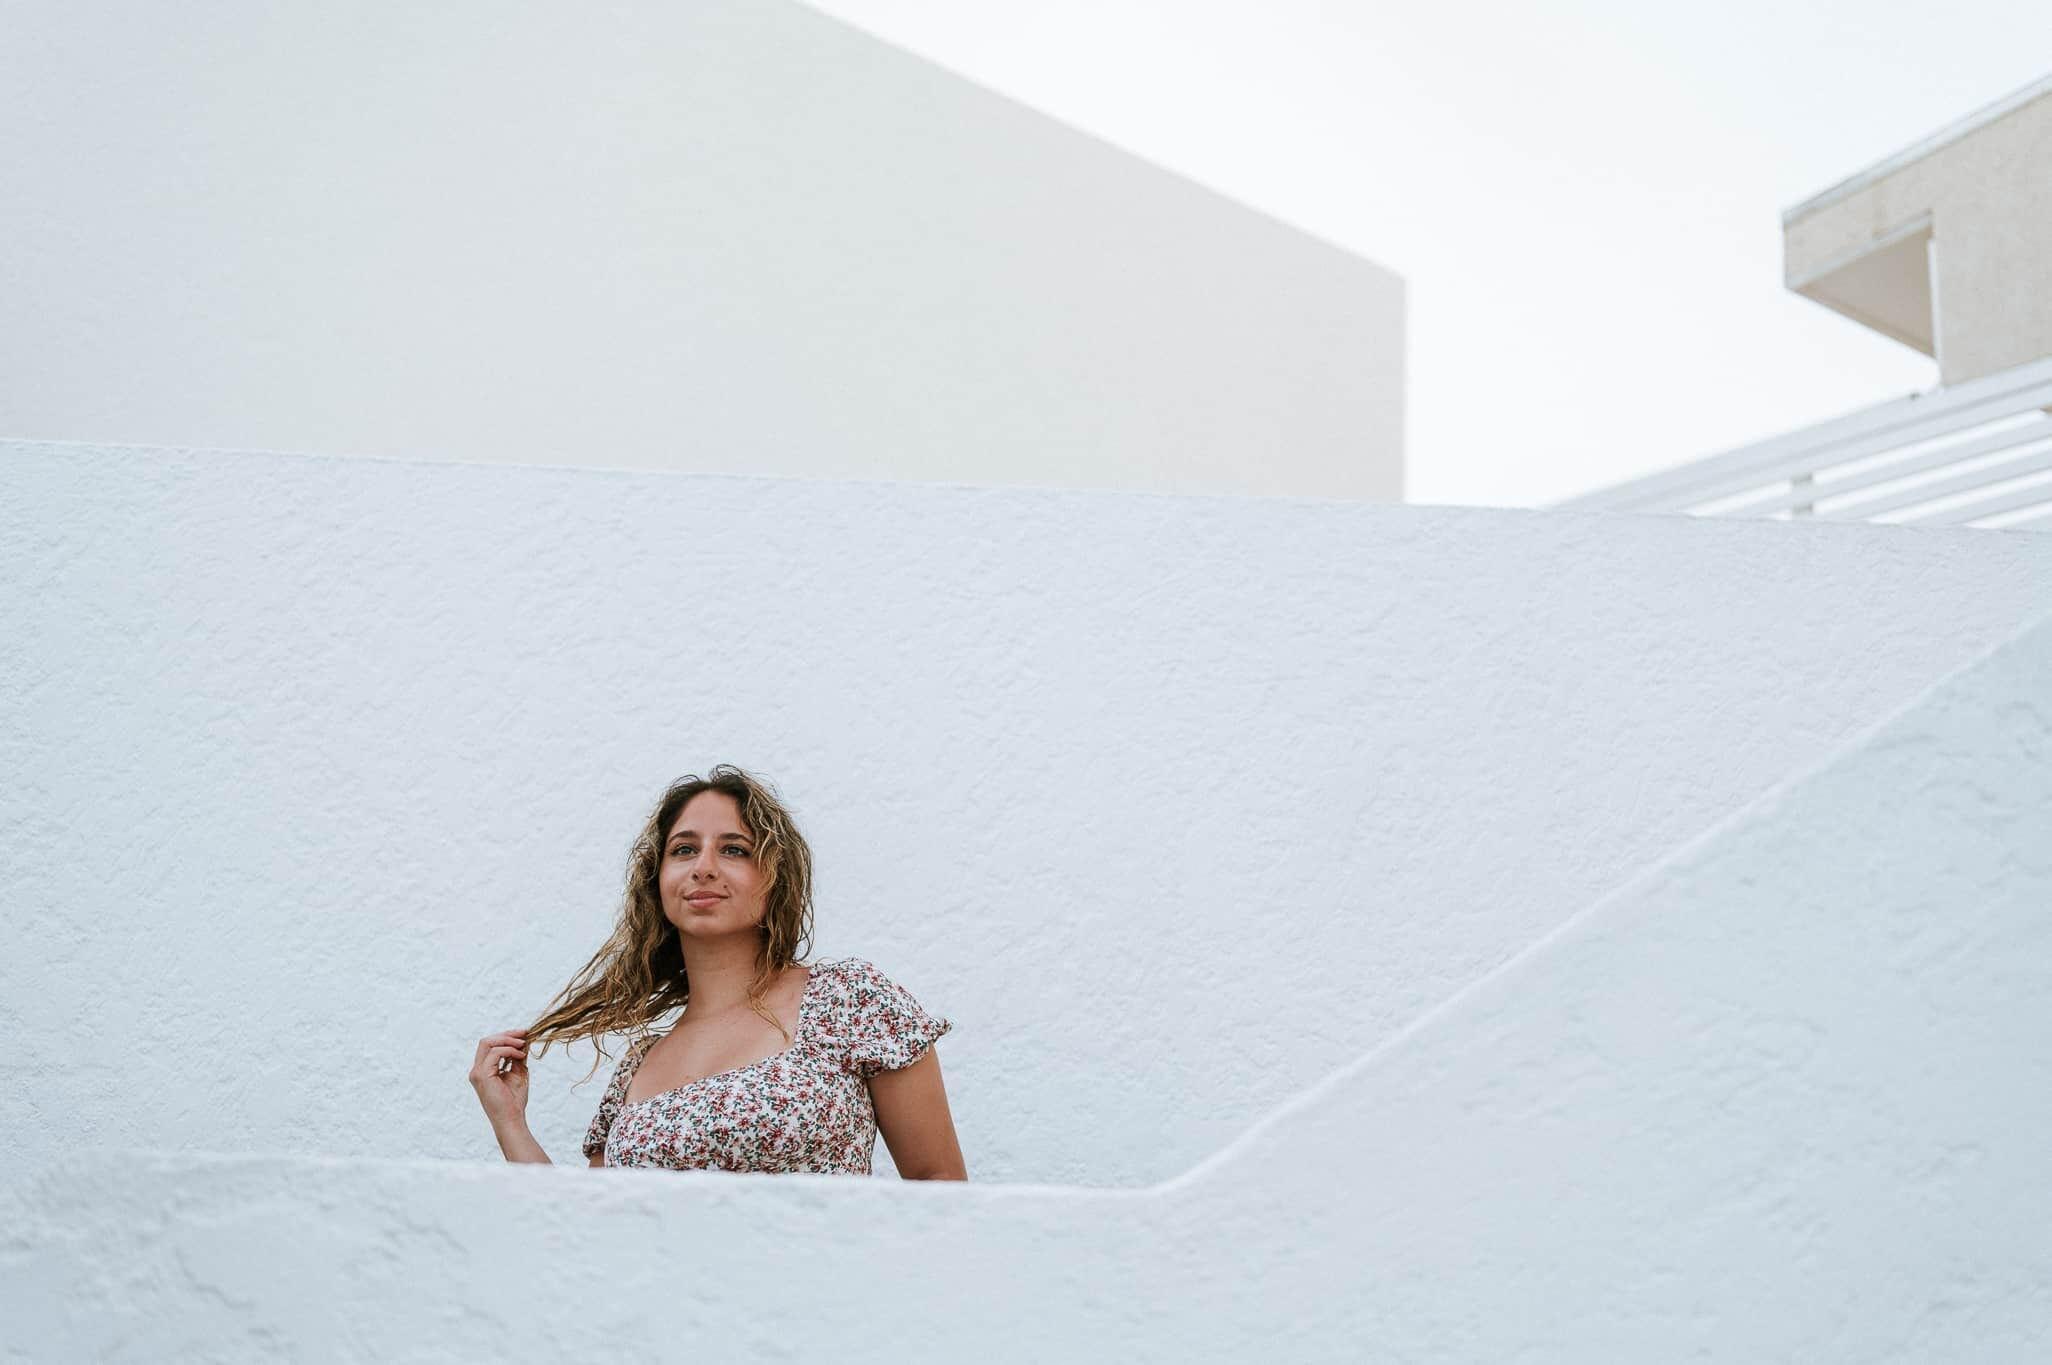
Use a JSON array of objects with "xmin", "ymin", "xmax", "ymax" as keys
[
  {"xmin": 8, "ymin": 439, "xmax": 2052, "ymax": 1194},
  {"xmin": 8, "ymin": 609, "xmax": 2047, "ymax": 1362},
  {"xmin": 0, "ymin": 0, "xmax": 1403, "ymax": 500}
]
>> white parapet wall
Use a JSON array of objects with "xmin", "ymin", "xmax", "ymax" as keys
[
  {"xmin": 8, "ymin": 581, "xmax": 2049, "ymax": 1359},
  {"xmin": 6, "ymin": 437, "xmax": 2052, "ymax": 1204},
  {"xmin": 0, "ymin": 0, "xmax": 1402, "ymax": 501}
]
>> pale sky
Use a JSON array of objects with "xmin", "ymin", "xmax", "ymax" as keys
[{"xmin": 802, "ymin": 0, "xmax": 2051, "ymax": 508}]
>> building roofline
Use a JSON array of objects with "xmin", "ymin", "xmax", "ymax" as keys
[{"xmin": 1782, "ymin": 71, "xmax": 2052, "ymax": 225}]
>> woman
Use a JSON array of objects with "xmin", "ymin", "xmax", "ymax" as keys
[{"xmin": 470, "ymin": 765, "xmax": 967, "ymax": 1178}]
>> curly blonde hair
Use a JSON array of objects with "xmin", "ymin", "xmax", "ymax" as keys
[{"xmin": 525, "ymin": 764, "xmax": 817, "ymax": 1082}]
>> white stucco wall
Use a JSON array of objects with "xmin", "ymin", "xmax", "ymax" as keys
[
  {"xmin": 8, "ymin": 438, "xmax": 2052, "ymax": 1195},
  {"xmin": 0, "ymin": 0, "xmax": 1403, "ymax": 500},
  {"xmin": 9, "ymin": 608, "xmax": 2048, "ymax": 1361}
]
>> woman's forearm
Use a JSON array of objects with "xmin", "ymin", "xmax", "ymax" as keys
[{"xmin": 492, "ymin": 1118, "xmax": 553, "ymax": 1164}]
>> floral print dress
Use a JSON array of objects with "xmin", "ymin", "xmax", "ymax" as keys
[{"xmin": 582, "ymin": 956, "xmax": 952, "ymax": 1174}]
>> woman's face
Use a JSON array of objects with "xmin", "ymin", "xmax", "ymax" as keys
[{"xmin": 659, "ymin": 790, "xmax": 770, "ymax": 940}]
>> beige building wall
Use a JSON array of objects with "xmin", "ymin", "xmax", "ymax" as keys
[{"xmin": 1784, "ymin": 75, "xmax": 2052, "ymax": 385}]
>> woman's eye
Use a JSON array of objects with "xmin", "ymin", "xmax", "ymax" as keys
[{"xmin": 724, "ymin": 845, "xmax": 751, "ymax": 857}]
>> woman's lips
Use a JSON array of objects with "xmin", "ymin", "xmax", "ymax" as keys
[{"xmin": 686, "ymin": 893, "xmax": 724, "ymax": 906}]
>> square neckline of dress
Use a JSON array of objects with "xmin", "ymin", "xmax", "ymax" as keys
[{"xmin": 618, "ymin": 963, "xmax": 824, "ymax": 1109}]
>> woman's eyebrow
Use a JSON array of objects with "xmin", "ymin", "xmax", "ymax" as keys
[{"xmin": 667, "ymin": 829, "xmax": 754, "ymax": 842}]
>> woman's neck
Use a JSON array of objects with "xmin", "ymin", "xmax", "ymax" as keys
[{"xmin": 677, "ymin": 934, "xmax": 776, "ymax": 1015}]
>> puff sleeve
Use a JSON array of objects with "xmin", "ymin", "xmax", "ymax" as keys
[
  {"xmin": 837, "ymin": 957, "xmax": 953, "ymax": 1079},
  {"xmin": 581, "ymin": 1035, "xmax": 651, "ymax": 1163}
]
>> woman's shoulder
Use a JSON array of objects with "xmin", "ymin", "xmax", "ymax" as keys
[
  {"xmin": 614, "ymin": 1029, "xmax": 662, "ymax": 1070},
  {"xmin": 805, "ymin": 954, "xmax": 883, "ymax": 978},
  {"xmin": 800, "ymin": 955, "xmax": 952, "ymax": 1076},
  {"xmin": 801, "ymin": 956, "xmax": 949, "ymax": 1016},
  {"xmin": 803, "ymin": 955, "xmax": 908, "ymax": 994}
]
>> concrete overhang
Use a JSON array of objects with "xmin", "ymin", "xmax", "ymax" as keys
[
  {"xmin": 1782, "ymin": 72, "xmax": 2052, "ymax": 369},
  {"xmin": 1786, "ymin": 214, "xmax": 1935, "ymax": 356}
]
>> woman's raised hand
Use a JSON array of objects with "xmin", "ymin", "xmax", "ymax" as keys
[{"xmin": 470, "ymin": 1028, "xmax": 532, "ymax": 1125}]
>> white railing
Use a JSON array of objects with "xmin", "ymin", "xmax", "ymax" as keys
[{"xmin": 1556, "ymin": 355, "xmax": 2052, "ymax": 531}]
